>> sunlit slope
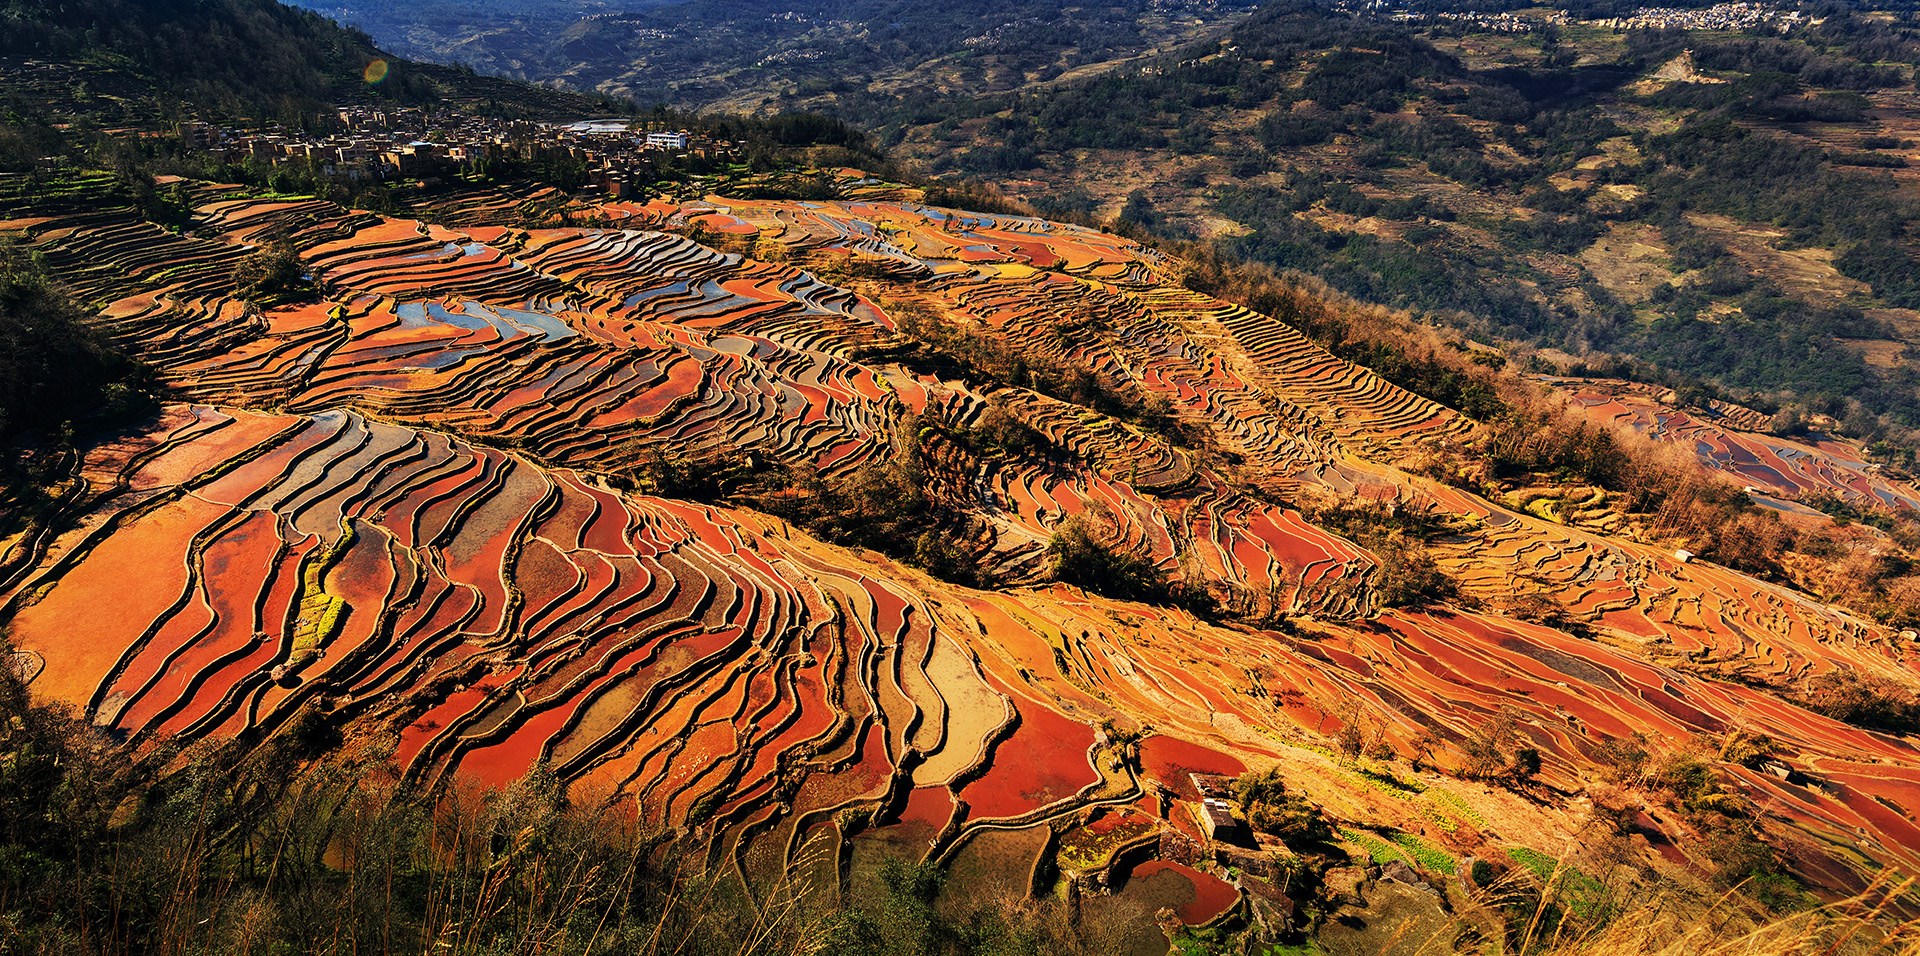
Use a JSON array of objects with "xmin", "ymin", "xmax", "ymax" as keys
[{"xmin": 3, "ymin": 171, "xmax": 1918, "ymax": 915}]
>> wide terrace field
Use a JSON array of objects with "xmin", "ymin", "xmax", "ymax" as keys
[{"xmin": 2, "ymin": 170, "xmax": 1918, "ymax": 922}]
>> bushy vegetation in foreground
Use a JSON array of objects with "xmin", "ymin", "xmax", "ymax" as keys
[{"xmin": 0, "ymin": 637, "xmax": 1113, "ymax": 956}]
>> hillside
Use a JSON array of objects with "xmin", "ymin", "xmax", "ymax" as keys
[
  {"xmin": 285, "ymin": 0, "xmax": 1260, "ymax": 113},
  {"xmin": 0, "ymin": 0, "xmax": 633, "ymax": 149},
  {"xmin": 278, "ymin": 0, "xmax": 1920, "ymax": 481},
  {"xmin": 0, "ymin": 160, "xmax": 1918, "ymax": 952},
  {"xmin": 872, "ymin": 1, "xmax": 1920, "ymax": 476}
]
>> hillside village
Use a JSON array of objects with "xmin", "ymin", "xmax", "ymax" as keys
[
  {"xmin": 1354, "ymin": 1, "xmax": 1806, "ymax": 34},
  {"xmin": 176, "ymin": 106, "xmax": 732, "ymax": 195}
]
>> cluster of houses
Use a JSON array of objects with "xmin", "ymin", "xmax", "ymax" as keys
[
  {"xmin": 1348, "ymin": 0, "xmax": 1803, "ymax": 34},
  {"xmin": 1593, "ymin": 2, "xmax": 1808, "ymax": 32},
  {"xmin": 178, "ymin": 107, "xmax": 731, "ymax": 192},
  {"xmin": 1377, "ymin": 7, "xmax": 1567, "ymax": 33}
]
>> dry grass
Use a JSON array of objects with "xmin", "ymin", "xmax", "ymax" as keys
[
  {"xmin": 1461, "ymin": 868, "xmax": 1920, "ymax": 956},
  {"xmin": 1579, "ymin": 222, "xmax": 1673, "ymax": 304},
  {"xmin": 1684, "ymin": 213, "xmax": 1869, "ymax": 307},
  {"xmin": 1529, "ymin": 902, "xmax": 1919, "ymax": 956}
]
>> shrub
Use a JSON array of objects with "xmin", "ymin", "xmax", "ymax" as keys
[
  {"xmin": 1705, "ymin": 826, "xmax": 1803, "ymax": 911},
  {"xmin": 1371, "ymin": 532, "xmax": 1459, "ymax": 609},
  {"xmin": 0, "ymin": 242, "xmax": 153, "ymax": 445},
  {"xmin": 231, "ymin": 240, "xmax": 312, "ymax": 305},
  {"xmin": 966, "ymin": 402, "xmax": 1047, "ymax": 457},
  {"xmin": 1302, "ymin": 498, "xmax": 1463, "ymax": 610},
  {"xmin": 741, "ymin": 421, "xmax": 989, "ymax": 588},
  {"xmin": 1461, "ymin": 707, "xmax": 1541, "ymax": 786},
  {"xmin": 1046, "ymin": 514, "xmax": 1169, "ymax": 603},
  {"xmin": 1797, "ymin": 670, "xmax": 1920, "ymax": 736},
  {"xmin": 1591, "ymin": 733, "xmax": 1652, "ymax": 784},
  {"xmin": 1232, "ymin": 768, "xmax": 1333, "ymax": 846}
]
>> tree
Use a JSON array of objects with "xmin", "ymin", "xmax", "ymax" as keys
[
  {"xmin": 1462, "ymin": 706, "xmax": 1540, "ymax": 786},
  {"xmin": 0, "ymin": 242, "xmax": 152, "ymax": 445},
  {"xmin": 1231, "ymin": 768, "xmax": 1333, "ymax": 847},
  {"xmin": 1798, "ymin": 669, "xmax": 1920, "ymax": 735},
  {"xmin": 1330, "ymin": 694, "xmax": 1390, "ymax": 765},
  {"xmin": 1371, "ymin": 532, "xmax": 1458, "ymax": 609},
  {"xmin": 1046, "ymin": 514, "xmax": 1168, "ymax": 603},
  {"xmin": 231, "ymin": 241, "xmax": 312, "ymax": 305}
]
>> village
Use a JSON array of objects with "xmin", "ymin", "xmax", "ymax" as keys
[
  {"xmin": 1592, "ymin": 2, "xmax": 1808, "ymax": 33},
  {"xmin": 177, "ymin": 105, "xmax": 739, "ymax": 197},
  {"xmin": 1351, "ymin": 0, "xmax": 1805, "ymax": 34}
]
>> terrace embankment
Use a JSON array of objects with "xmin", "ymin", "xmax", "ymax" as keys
[{"xmin": 4, "ymin": 173, "xmax": 1920, "ymax": 929}]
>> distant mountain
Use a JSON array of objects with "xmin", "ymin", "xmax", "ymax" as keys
[
  {"xmin": 2, "ymin": 0, "xmax": 407, "ymax": 118},
  {"xmin": 0, "ymin": 0, "xmax": 624, "ymax": 128},
  {"xmin": 284, "ymin": 0, "xmax": 1258, "ymax": 112}
]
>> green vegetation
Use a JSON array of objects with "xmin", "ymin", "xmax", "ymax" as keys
[
  {"xmin": 291, "ymin": 524, "xmax": 356, "ymax": 655},
  {"xmin": 740, "ymin": 422, "xmax": 992, "ymax": 588},
  {"xmin": 0, "ymin": 236, "xmax": 154, "ymax": 564},
  {"xmin": 879, "ymin": 0, "xmax": 1920, "ymax": 467},
  {"xmin": 1389, "ymin": 832, "xmax": 1455, "ymax": 875},
  {"xmin": 1045, "ymin": 514, "xmax": 1170, "ymax": 603},
  {"xmin": 0, "ymin": 241, "xmax": 152, "ymax": 447},
  {"xmin": 1507, "ymin": 846, "xmax": 1563, "ymax": 883},
  {"xmin": 1340, "ymin": 828, "xmax": 1404, "ymax": 867},
  {"xmin": 232, "ymin": 240, "xmax": 314, "ymax": 306},
  {"xmin": 281, "ymin": 0, "xmax": 1259, "ymax": 115},
  {"xmin": 1503, "ymin": 845, "xmax": 1627, "ymax": 929},
  {"xmin": 1368, "ymin": 532, "xmax": 1461, "ymax": 610},
  {"xmin": 1345, "ymin": 765, "xmax": 1424, "ymax": 801},
  {"xmin": 821, "ymin": 859, "xmax": 1102, "ymax": 955},
  {"xmin": 1232, "ymin": 768, "xmax": 1333, "ymax": 847},
  {"xmin": 884, "ymin": 296, "xmax": 1172, "ymax": 434},
  {"xmin": 0, "ymin": 3, "xmax": 1910, "ymax": 950},
  {"xmin": 1, "ymin": 0, "xmax": 429, "ymax": 127},
  {"xmin": 1304, "ymin": 498, "xmax": 1463, "ymax": 610},
  {"xmin": 0, "ymin": 0, "xmax": 885, "ymax": 220},
  {"xmin": 1800, "ymin": 490, "xmax": 1920, "ymax": 553},
  {"xmin": 1346, "ymin": 827, "xmax": 1450, "ymax": 878},
  {"xmin": 1054, "ymin": 814, "xmax": 1157, "ymax": 873},
  {"xmin": 1424, "ymin": 787, "xmax": 1486, "ymax": 829}
]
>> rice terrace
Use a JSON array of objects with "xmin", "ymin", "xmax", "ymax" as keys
[{"xmin": 6, "ymin": 0, "xmax": 1920, "ymax": 953}]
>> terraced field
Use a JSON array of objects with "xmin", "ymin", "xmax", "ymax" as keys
[
  {"xmin": 1562, "ymin": 379, "xmax": 1920, "ymax": 513},
  {"xmin": 4, "ymin": 171, "xmax": 1919, "ymax": 926}
]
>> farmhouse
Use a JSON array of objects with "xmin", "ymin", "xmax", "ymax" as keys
[
  {"xmin": 1190, "ymin": 773, "xmax": 1250, "ymax": 844},
  {"xmin": 1199, "ymin": 798, "xmax": 1248, "ymax": 844}
]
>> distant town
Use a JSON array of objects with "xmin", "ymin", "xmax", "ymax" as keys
[
  {"xmin": 1345, "ymin": 1, "xmax": 1807, "ymax": 34},
  {"xmin": 1590, "ymin": 2, "xmax": 1808, "ymax": 33}
]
